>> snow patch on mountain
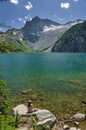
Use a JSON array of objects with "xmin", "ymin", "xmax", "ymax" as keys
[{"xmin": 43, "ymin": 25, "xmax": 65, "ymax": 32}]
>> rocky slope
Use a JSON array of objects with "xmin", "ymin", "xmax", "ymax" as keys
[{"xmin": 52, "ymin": 21, "xmax": 86, "ymax": 52}]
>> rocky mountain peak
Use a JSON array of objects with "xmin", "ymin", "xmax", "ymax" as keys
[
  {"xmin": 21, "ymin": 16, "xmax": 60, "ymax": 42},
  {"xmin": 32, "ymin": 16, "xmax": 40, "ymax": 21},
  {"xmin": 23, "ymin": 16, "xmax": 60, "ymax": 30}
]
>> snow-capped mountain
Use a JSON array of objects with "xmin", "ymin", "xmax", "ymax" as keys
[
  {"xmin": 21, "ymin": 16, "xmax": 60, "ymax": 43},
  {"xmin": 6, "ymin": 17, "xmax": 84, "ymax": 51}
]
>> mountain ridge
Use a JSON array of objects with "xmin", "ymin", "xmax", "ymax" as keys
[
  {"xmin": 52, "ymin": 21, "xmax": 86, "ymax": 52},
  {"xmin": 0, "ymin": 17, "xmax": 86, "ymax": 53}
]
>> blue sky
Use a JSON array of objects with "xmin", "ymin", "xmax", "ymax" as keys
[{"xmin": 0, "ymin": 0, "xmax": 86, "ymax": 31}]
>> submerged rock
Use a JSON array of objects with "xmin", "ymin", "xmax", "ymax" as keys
[
  {"xmin": 81, "ymin": 100, "xmax": 86, "ymax": 104},
  {"xmin": 71, "ymin": 113, "xmax": 86, "ymax": 121}
]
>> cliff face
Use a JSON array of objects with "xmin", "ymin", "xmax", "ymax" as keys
[
  {"xmin": 21, "ymin": 16, "xmax": 60, "ymax": 43},
  {"xmin": 52, "ymin": 21, "xmax": 86, "ymax": 52}
]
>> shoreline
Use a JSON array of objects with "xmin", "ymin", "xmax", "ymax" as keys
[{"xmin": 14, "ymin": 105, "xmax": 86, "ymax": 130}]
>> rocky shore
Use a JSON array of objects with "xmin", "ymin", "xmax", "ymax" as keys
[
  {"xmin": 52, "ymin": 113, "xmax": 86, "ymax": 130},
  {"xmin": 13, "ymin": 104, "xmax": 86, "ymax": 130}
]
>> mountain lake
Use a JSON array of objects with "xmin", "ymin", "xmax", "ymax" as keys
[{"xmin": 0, "ymin": 52, "xmax": 86, "ymax": 117}]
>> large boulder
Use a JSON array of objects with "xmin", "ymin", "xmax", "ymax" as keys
[
  {"xmin": 13, "ymin": 105, "xmax": 56, "ymax": 129},
  {"xmin": 35, "ymin": 109, "xmax": 56, "ymax": 129},
  {"xmin": 13, "ymin": 104, "xmax": 28, "ymax": 115}
]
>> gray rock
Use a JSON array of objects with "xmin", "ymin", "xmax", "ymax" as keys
[
  {"xmin": 72, "ymin": 113, "xmax": 86, "ymax": 121},
  {"xmin": 36, "ymin": 109, "xmax": 55, "ymax": 121},
  {"xmin": 35, "ymin": 109, "xmax": 56, "ymax": 129},
  {"xmin": 13, "ymin": 106, "xmax": 56, "ymax": 129},
  {"xmin": 13, "ymin": 104, "xmax": 28, "ymax": 115}
]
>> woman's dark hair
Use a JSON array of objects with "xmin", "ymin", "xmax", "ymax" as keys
[
  {"xmin": 28, "ymin": 102, "xmax": 31, "ymax": 107},
  {"xmin": 28, "ymin": 100, "xmax": 32, "ymax": 106}
]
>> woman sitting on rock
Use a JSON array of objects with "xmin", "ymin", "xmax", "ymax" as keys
[{"xmin": 27, "ymin": 100, "xmax": 36, "ymax": 113}]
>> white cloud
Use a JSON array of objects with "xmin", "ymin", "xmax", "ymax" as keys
[
  {"xmin": 22, "ymin": 20, "xmax": 26, "ymax": 24},
  {"xmin": 73, "ymin": 0, "xmax": 79, "ymax": 2},
  {"xmin": 24, "ymin": 15, "xmax": 32, "ymax": 21},
  {"xmin": 10, "ymin": 0, "xmax": 19, "ymax": 5},
  {"xmin": 17, "ymin": 18, "xmax": 22, "ymax": 21},
  {"xmin": 58, "ymin": 17, "xmax": 64, "ymax": 21},
  {"xmin": 24, "ymin": 16, "xmax": 28, "ymax": 19},
  {"xmin": 29, "ymin": 17, "xmax": 32, "ymax": 21},
  {"xmin": 17, "ymin": 18, "xmax": 25, "ymax": 23},
  {"xmin": 17, "ymin": 15, "xmax": 32, "ymax": 24},
  {"xmin": 61, "ymin": 2, "xmax": 70, "ymax": 9},
  {"xmin": 25, "ymin": 1, "xmax": 33, "ymax": 10}
]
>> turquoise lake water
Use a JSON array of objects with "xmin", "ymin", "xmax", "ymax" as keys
[
  {"xmin": 0, "ymin": 53, "xmax": 86, "ymax": 95},
  {"xmin": 0, "ymin": 52, "xmax": 86, "ymax": 115}
]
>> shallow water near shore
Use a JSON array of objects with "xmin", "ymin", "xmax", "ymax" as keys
[{"xmin": 0, "ymin": 53, "xmax": 86, "ymax": 116}]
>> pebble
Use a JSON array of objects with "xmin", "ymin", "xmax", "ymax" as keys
[
  {"xmin": 63, "ymin": 124, "xmax": 69, "ymax": 129},
  {"xmin": 74, "ymin": 121, "xmax": 79, "ymax": 126}
]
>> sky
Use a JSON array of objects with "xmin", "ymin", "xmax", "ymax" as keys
[{"xmin": 0, "ymin": 0, "xmax": 86, "ymax": 31}]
